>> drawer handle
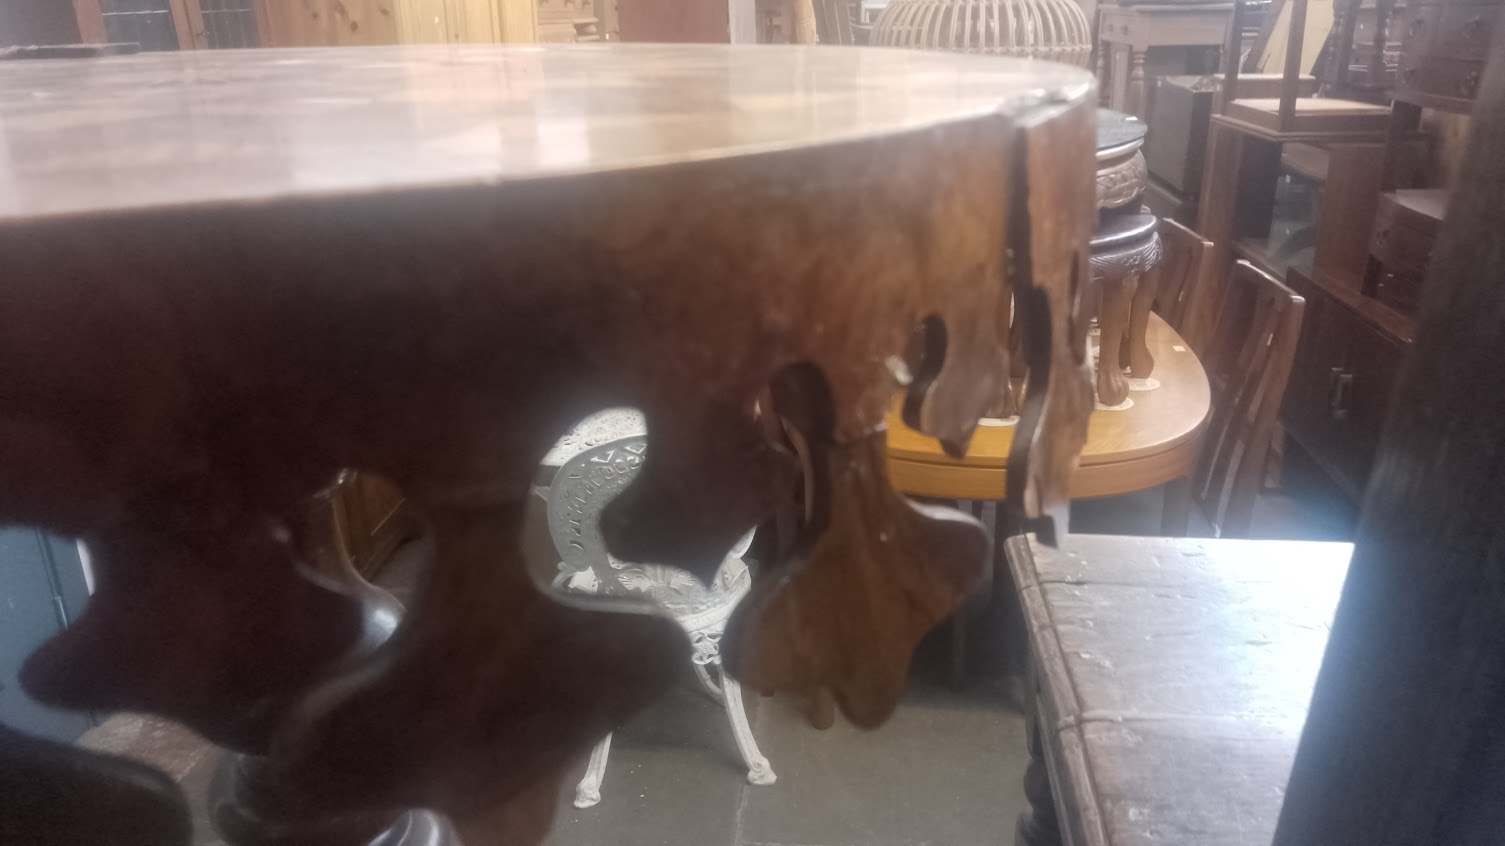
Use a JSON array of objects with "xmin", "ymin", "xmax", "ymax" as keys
[
  {"xmin": 1402, "ymin": 67, "xmax": 1419, "ymax": 84},
  {"xmin": 1329, "ymin": 368, "xmax": 1354, "ymax": 421},
  {"xmin": 1408, "ymin": 17, "xmax": 1425, "ymax": 38}
]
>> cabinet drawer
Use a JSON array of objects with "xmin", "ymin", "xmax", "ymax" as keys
[
  {"xmin": 1282, "ymin": 272, "xmax": 1406, "ymax": 500},
  {"xmin": 1398, "ymin": 55, "xmax": 1486, "ymax": 108},
  {"xmin": 1370, "ymin": 215, "xmax": 1434, "ymax": 278},
  {"xmin": 1370, "ymin": 266, "xmax": 1426, "ymax": 317},
  {"xmin": 1399, "ymin": 3, "xmax": 1496, "ymax": 60},
  {"xmin": 1436, "ymin": 3, "xmax": 1498, "ymax": 59},
  {"xmin": 1399, "ymin": 5, "xmax": 1440, "ymax": 57}
]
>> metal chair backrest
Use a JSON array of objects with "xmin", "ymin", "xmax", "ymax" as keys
[{"xmin": 1192, "ymin": 259, "xmax": 1305, "ymax": 536}]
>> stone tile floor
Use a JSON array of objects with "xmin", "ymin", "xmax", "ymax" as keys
[{"xmin": 80, "ymin": 445, "xmax": 1355, "ymax": 846}]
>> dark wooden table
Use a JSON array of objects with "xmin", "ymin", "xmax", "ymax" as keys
[
  {"xmin": 0, "ymin": 44, "xmax": 1103, "ymax": 846},
  {"xmin": 1007, "ymin": 532, "xmax": 1352, "ymax": 846}
]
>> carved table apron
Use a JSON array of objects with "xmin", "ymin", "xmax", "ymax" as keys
[{"xmin": 0, "ymin": 44, "xmax": 1096, "ymax": 845}]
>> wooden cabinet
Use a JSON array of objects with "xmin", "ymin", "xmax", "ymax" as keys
[
  {"xmin": 1365, "ymin": 188, "xmax": 1445, "ymax": 314},
  {"xmin": 255, "ymin": 0, "xmax": 538, "ymax": 46},
  {"xmin": 1283, "ymin": 268, "xmax": 1408, "ymax": 500},
  {"xmin": 69, "ymin": 0, "xmax": 539, "ymax": 50},
  {"xmin": 1396, "ymin": 0, "xmax": 1497, "ymax": 109}
]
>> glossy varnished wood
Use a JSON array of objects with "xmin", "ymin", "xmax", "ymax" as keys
[
  {"xmin": 0, "ymin": 44, "xmax": 1088, "ymax": 220},
  {"xmin": 1009, "ymin": 533, "xmax": 1352, "ymax": 846},
  {"xmin": 887, "ymin": 313, "xmax": 1210, "ymax": 500},
  {"xmin": 0, "ymin": 45, "xmax": 1098, "ymax": 846}
]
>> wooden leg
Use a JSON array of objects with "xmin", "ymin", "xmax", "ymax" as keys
[
  {"xmin": 995, "ymin": 510, "xmax": 1030, "ymax": 695},
  {"xmin": 1111, "ymin": 44, "xmax": 1130, "ymax": 113},
  {"xmin": 1096, "ymin": 271, "xmax": 1136, "ymax": 407},
  {"xmin": 1127, "ymin": 48, "xmax": 1147, "ymax": 118},
  {"xmin": 1121, "ymin": 267, "xmax": 1158, "ymax": 379},
  {"xmin": 1015, "ymin": 684, "xmax": 1064, "ymax": 846},
  {"xmin": 949, "ymin": 611, "xmax": 968, "ymax": 690},
  {"xmin": 1161, "ymin": 475, "xmax": 1192, "ymax": 537}
]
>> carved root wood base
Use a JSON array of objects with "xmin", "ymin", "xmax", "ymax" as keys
[
  {"xmin": 0, "ymin": 724, "xmax": 191, "ymax": 846},
  {"xmin": 725, "ymin": 432, "xmax": 990, "ymax": 727},
  {"xmin": 0, "ymin": 49, "xmax": 1099, "ymax": 845}
]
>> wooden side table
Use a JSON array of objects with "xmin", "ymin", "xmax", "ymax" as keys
[
  {"xmin": 1097, "ymin": 3, "xmax": 1234, "ymax": 116},
  {"xmin": 1008, "ymin": 532, "xmax": 1352, "ymax": 846}
]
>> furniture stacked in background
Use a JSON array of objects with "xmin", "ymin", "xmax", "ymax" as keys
[
  {"xmin": 29, "ymin": 0, "xmax": 611, "ymax": 51},
  {"xmin": 1143, "ymin": 71, "xmax": 1317, "ymax": 225},
  {"xmin": 1280, "ymin": 0, "xmax": 1488, "ymax": 500},
  {"xmin": 1095, "ymin": 1, "xmax": 1241, "ymax": 117},
  {"xmin": 1172, "ymin": 0, "xmax": 1495, "ymax": 502},
  {"xmin": 1015, "ymin": 39, "xmax": 1505, "ymax": 844},
  {"xmin": 870, "ymin": 0, "xmax": 1092, "ymax": 66}
]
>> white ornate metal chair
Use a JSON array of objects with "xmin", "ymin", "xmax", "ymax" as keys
[{"xmin": 539, "ymin": 410, "xmax": 776, "ymax": 809}]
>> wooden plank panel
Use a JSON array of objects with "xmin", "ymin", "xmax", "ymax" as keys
[
  {"xmin": 397, "ymin": 0, "xmax": 449, "ymax": 42},
  {"xmin": 495, "ymin": 0, "xmax": 538, "ymax": 41},
  {"xmin": 255, "ymin": 0, "xmax": 400, "ymax": 46},
  {"xmin": 445, "ymin": 0, "xmax": 499, "ymax": 41},
  {"xmin": 619, "ymin": 0, "xmax": 727, "ymax": 41},
  {"xmin": 72, "ymin": 0, "xmax": 108, "ymax": 44}
]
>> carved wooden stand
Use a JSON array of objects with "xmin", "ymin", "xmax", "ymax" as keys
[
  {"xmin": 1091, "ymin": 214, "xmax": 1164, "ymax": 407},
  {"xmin": 0, "ymin": 45, "xmax": 1096, "ymax": 845}
]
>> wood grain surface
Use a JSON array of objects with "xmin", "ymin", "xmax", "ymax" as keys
[{"xmin": 0, "ymin": 45, "xmax": 1097, "ymax": 845}]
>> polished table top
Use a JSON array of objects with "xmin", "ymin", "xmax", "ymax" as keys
[
  {"xmin": 886, "ymin": 313, "xmax": 1210, "ymax": 499},
  {"xmin": 0, "ymin": 43, "xmax": 1104, "ymax": 844},
  {"xmin": 0, "ymin": 43, "xmax": 1090, "ymax": 220},
  {"xmin": 1011, "ymin": 533, "xmax": 1352, "ymax": 846}
]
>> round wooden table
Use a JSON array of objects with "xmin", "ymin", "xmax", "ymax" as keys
[{"xmin": 887, "ymin": 312, "xmax": 1209, "ymax": 533}]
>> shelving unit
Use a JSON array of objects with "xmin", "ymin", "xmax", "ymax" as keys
[{"xmin": 1278, "ymin": 0, "xmax": 1493, "ymax": 499}]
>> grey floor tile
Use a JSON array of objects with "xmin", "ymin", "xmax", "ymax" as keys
[
  {"xmin": 735, "ymin": 677, "xmax": 1028, "ymax": 846},
  {"xmin": 544, "ymin": 677, "xmax": 747, "ymax": 846}
]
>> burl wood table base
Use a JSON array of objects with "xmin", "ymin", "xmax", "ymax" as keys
[{"xmin": 0, "ymin": 46, "xmax": 1096, "ymax": 845}]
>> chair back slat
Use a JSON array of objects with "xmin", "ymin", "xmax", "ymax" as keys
[
  {"xmin": 1152, "ymin": 219, "xmax": 1215, "ymax": 349},
  {"xmin": 814, "ymin": 0, "xmax": 858, "ymax": 44},
  {"xmin": 1191, "ymin": 260, "xmax": 1305, "ymax": 536}
]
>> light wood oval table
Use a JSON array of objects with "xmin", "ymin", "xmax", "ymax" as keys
[{"xmin": 887, "ymin": 313, "xmax": 1210, "ymax": 534}]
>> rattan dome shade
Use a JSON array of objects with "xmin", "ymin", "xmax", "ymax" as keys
[{"xmin": 871, "ymin": 0, "xmax": 1092, "ymax": 68}]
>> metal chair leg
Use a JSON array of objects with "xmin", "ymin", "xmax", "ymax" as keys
[
  {"xmin": 719, "ymin": 665, "xmax": 776, "ymax": 785},
  {"xmin": 573, "ymin": 733, "xmax": 612, "ymax": 808}
]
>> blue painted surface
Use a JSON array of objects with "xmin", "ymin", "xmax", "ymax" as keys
[{"xmin": 0, "ymin": 527, "xmax": 94, "ymax": 741}]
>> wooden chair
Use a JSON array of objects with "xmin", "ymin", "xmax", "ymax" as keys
[
  {"xmin": 1150, "ymin": 218, "xmax": 1216, "ymax": 349},
  {"xmin": 1220, "ymin": 0, "xmax": 1390, "ymax": 139},
  {"xmin": 1191, "ymin": 259, "xmax": 1305, "ymax": 537}
]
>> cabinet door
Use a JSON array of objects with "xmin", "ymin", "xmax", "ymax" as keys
[
  {"xmin": 1329, "ymin": 313, "xmax": 1406, "ymax": 494},
  {"xmin": 1283, "ymin": 275, "xmax": 1354, "ymax": 488},
  {"xmin": 0, "ymin": 529, "xmax": 93, "ymax": 741},
  {"xmin": 1281, "ymin": 273, "xmax": 1407, "ymax": 499}
]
